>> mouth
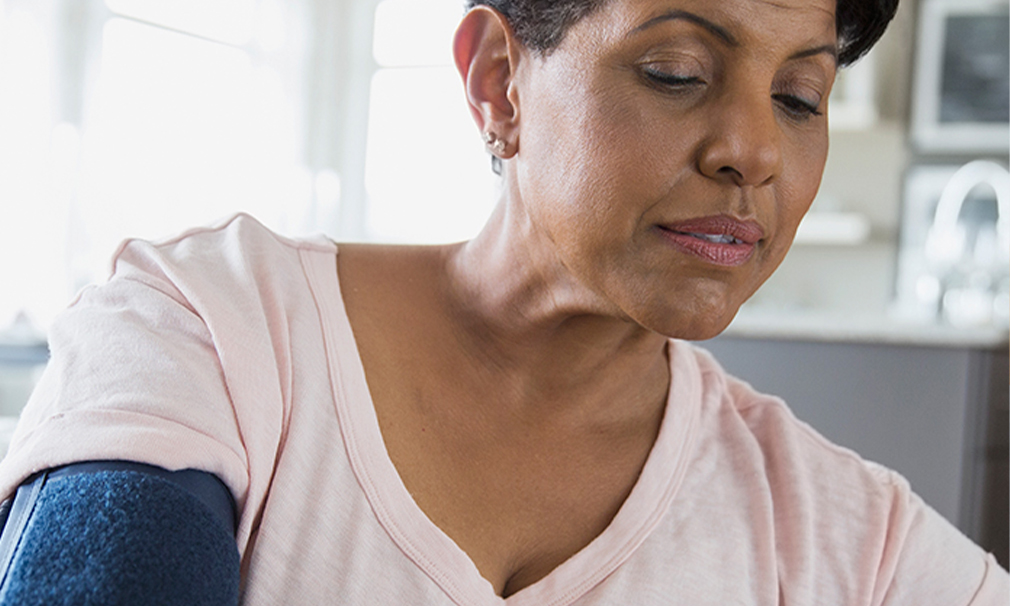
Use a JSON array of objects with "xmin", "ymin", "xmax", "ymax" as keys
[
  {"xmin": 657, "ymin": 215, "xmax": 764, "ymax": 267},
  {"xmin": 678, "ymin": 232, "xmax": 745, "ymax": 245}
]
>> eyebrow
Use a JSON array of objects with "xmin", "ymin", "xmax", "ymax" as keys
[
  {"xmin": 632, "ymin": 10, "xmax": 839, "ymax": 65},
  {"xmin": 790, "ymin": 44, "xmax": 839, "ymax": 65},
  {"xmin": 632, "ymin": 10, "xmax": 738, "ymax": 46}
]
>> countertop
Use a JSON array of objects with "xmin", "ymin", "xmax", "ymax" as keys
[{"xmin": 721, "ymin": 308, "xmax": 1010, "ymax": 349}]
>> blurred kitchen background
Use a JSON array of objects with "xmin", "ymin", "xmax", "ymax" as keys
[{"xmin": 0, "ymin": 0, "xmax": 1007, "ymax": 564}]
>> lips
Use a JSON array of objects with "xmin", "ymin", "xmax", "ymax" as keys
[{"xmin": 657, "ymin": 215, "xmax": 764, "ymax": 267}]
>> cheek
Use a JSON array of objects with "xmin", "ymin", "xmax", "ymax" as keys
[
  {"xmin": 761, "ymin": 137, "xmax": 828, "ymax": 270},
  {"xmin": 785, "ymin": 137, "xmax": 829, "ymax": 228},
  {"xmin": 561, "ymin": 86, "xmax": 693, "ymax": 225},
  {"xmin": 521, "ymin": 84, "xmax": 654, "ymax": 244}
]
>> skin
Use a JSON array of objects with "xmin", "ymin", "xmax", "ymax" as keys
[{"xmin": 338, "ymin": 0, "xmax": 836, "ymax": 596}]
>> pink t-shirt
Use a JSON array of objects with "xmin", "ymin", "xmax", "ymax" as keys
[{"xmin": 1, "ymin": 214, "xmax": 1006, "ymax": 605}]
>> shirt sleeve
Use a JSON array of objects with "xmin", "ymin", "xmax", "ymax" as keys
[
  {"xmin": 0, "ymin": 216, "xmax": 319, "ymax": 556},
  {"xmin": 875, "ymin": 473, "xmax": 1009, "ymax": 606},
  {"xmin": 968, "ymin": 555, "xmax": 1010, "ymax": 605},
  {"xmin": 0, "ymin": 239, "xmax": 250, "ymax": 513}
]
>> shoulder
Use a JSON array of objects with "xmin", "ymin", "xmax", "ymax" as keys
[
  {"xmin": 129, "ymin": 211, "xmax": 335, "ymax": 257},
  {"xmin": 2, "ymin": 215, "xmax": 337, "ymax": 516},
  {"xmin": 682, "ymin": 339, "xmax": 892, "ymax": 482},
  {"xmin": 71, "ymin": 212, "xmax": 344, "ymax": 340},
  {"xmin": 107, "ymin": 213, "xmax": 336, "ymax": 301},
  {"xmin": 681, "ymin": 339, "xmax": 918, "ymax": 522},
  {"xmin": 674, "ymin": 341, "xmax": 1002, "ymax": 604}
]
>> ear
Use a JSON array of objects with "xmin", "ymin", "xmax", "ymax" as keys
[{"xmin": 453, "ymin": 6, "xmax": 522, "ymax": 158}]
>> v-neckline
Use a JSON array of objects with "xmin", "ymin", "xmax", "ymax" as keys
[{"xmin": 311, "ymin": 247, "xmax": 702, "ymax": 606}]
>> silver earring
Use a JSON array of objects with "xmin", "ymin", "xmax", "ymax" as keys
[{"xmin": 483, "ymin": 131, "xmax": 507, "ymax": 156}]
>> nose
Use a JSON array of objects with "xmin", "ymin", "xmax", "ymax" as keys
[{"xmin": 696, "ymin": 90, "xmax": 783, "ymax": 187}]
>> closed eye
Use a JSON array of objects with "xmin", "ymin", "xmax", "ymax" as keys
[
  {"xmin": 772, "ymin": 93, "xmax": 822, "ymax": 119},
  {"xmin": 642, "ymin": 66, "xmax": 705, "ymax": 88}
]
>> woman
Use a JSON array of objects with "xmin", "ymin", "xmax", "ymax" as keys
[{"xmin": 0, "ymin": 0, "xmax": 1004, "ymax": 603}]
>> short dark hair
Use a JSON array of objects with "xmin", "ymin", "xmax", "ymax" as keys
[{"xmin": 465, "ymin": 0, "xmax": 898, "ymax": 66}]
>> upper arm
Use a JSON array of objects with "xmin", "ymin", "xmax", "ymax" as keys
[
  {"xmin": 0, "ymin": 249, "xmax": 251, "ymax": 528},
  {"xmin": 0, "ymin": 462, "xmax": 240, "ymax": 606}
]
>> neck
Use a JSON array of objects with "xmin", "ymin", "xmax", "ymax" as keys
[{"xmin": 437, "ymin": 197, "xmax": 670, "ymax": 413}]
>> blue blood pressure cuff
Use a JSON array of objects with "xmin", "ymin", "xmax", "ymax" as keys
[{"xmin": 0, "ymin": 461, "xmax": 240, "ymax": 606}]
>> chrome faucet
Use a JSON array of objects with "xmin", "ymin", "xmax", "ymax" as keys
[{"xmin": 923, "ymin": 160, "xmax": 1010, "ymax": 326}]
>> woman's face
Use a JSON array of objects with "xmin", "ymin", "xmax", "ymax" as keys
[{"xmin": 509, "ymin": 0, "xmax": 837, "ymax": 339}]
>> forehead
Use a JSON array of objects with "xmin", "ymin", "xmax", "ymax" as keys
[{"xmin": 568, "ymin": 0, "xmax": 837, "ymax": 51}]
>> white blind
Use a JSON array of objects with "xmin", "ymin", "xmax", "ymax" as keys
[
  {"xmin": 364, "ymin": 0, "xmax": 497, "ymax": 244},
  {"xmin": 0, "ymin": 0, "xmax": 320, "ymax": 331},
  {"xmin": 0, "ymin": 0, "xmax": 495, "ymax": 333}
]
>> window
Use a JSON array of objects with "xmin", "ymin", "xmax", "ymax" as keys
[
  {"xmin": 0, "ymin": 0, "xmax": 494, "ymax": 333},
  {"xmin": 0, "ymin": 0, "xmax": 321, "ymax": 330},
  {"xmin": 364, "ymin": 0, "xmax": 497, "ymax": 243}
]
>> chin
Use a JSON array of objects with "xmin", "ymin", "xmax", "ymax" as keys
[
  {"xmin": 665, "ymin": 315, "xmax": 736, "ymax": 342},
  {"xmin": 633, "ymin": 276, "xmax": 753, "ymax": 340},
  {"xmin": 629, "ymin": 295, "xmax": 742, "ymax": 342}
]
